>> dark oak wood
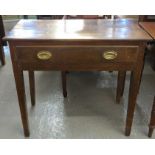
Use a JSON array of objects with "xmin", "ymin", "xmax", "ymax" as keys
[
  {"xmin": 4, "ymin": 19, "xmax": 151, "ymax": 137},
  {"xmin": 61, "ymin": 71, "xmax": 67, "ymax": 97},
  {"xmin": 0, "ymin": 37, "xmax": 5, "ymax": 65},
  {"xmin": 5, "ymin": 19, "xmax": 150, "ymax": 41},
  {"xmin": 28, "ymin": 71, "xmax": 35, "ymax": 106},
  {"xmin": 15, "ymin": 46, "xmax": 139, "ymax": 65},
  {"xmin": 116, "ymin": 71, "xmax": 126, "ymax": 103},
  {"xmin": 9, "ymin": 42, "xmax": 29, "ymax": 137},
  {"xmin": 148, "ymin": 96, "xmax": 155, "ymax": 137},
  {"xmin": 125, "ymin": 44, "xmax": 145, "ymax": 136},
  {"xmin": 0, "ymin": 15, "xmax": 5, "ymax": 65}
]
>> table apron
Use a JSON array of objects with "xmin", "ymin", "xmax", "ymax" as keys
[{"xmin": 17, "ymin": 62, "xmax": 135, "ymax": 71}]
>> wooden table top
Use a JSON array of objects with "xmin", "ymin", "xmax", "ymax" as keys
[
  {"xmin": 4, "ymin": 19, "xmax": 151, "ymax": 41},
  {"xmin": 139, "ymin": 22, "xmax": 155, "ymax": 39}
]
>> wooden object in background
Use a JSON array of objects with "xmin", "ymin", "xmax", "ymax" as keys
[
  {"xmin": 36, "ymin": 15, "xmax": 64, "ymax": 20},
  {"xmin": 139, "ymin": 15, "xmax": 155, "ymax": 22},
  {"xmin": 0, "ymin": 37, "xmax": 5, "ymax": 65},
  {"xmin": 0, "ymin": 15, "xmax": 5, "ymax": 65},
  {"xmin": 139, "ymin": 16, "xmax": 155, "ymax": 70},
  {"xmin": 148, "ymin": 96, "xmax": 155, "ymax": 137},
  {"xmin": 0, "ymin": 16, "xmax": 6, "ymax": 45},
  {"xmin": 65, "ymin": 15, "xmax": 111, "ymax": 19}
]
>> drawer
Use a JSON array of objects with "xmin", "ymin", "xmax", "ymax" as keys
[{"xmin": 15, "ymin": 46, "xmax": 138, "ymax": 65}]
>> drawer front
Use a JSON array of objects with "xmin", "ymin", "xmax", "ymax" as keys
[{"xmin": 15, "ymin": 46, "xmax": 138, "ymax": 65}]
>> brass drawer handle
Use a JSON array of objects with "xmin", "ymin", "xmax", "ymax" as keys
[
  {"xmin": 37, "ymin": 51, "xmax": 52, "ymax": 60},
  {"xmin": 103, "ymin": 51, "xmax": 117, "ymax": 60}
]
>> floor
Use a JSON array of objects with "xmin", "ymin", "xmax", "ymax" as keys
[{"xmin": 0, "ymin": 20, "xmax": 155, "ymax": 139}]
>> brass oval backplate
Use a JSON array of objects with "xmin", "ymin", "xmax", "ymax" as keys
[
  {"xmin": 37, "ymin": 51, "xmax": 52, "ymax": 60},
  {"xmin": 103, "ymin": 51, "xmax": 117, "ymax": 60}
]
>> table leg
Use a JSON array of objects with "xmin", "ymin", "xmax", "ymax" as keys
[
  {"xmin": 125, "ymin": 45, "xmax": 145, "ymax": 136},
  {"xmin": 137, "ymin": 51, "xmax": 146, "ymax": 94},
  {"xmin": 61, "ymin": 71, "xmax": 67, "ymax": 97},
  {"xmin": 0, "ymin": 40, "xmax": 5, "ymax": 65},
  {"xmin": 14, "ymin": 69, "xmax": 29, "ymax": 137},
  {"xmin": 29, "ymin": 71, "xmax": 35, "ymax": 106},
  {"xmin": 148, "ymin": 96, "xmax": 155, "ymax": 137},
  {"xmin": 116, "ymin": 71, "xmax": 126, "ymax": 103},
  {"xmin": 125, "ymin": 69, "xmax": 143, "ymax": 136}
]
